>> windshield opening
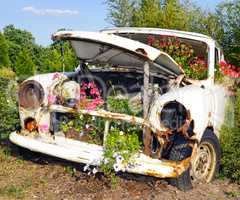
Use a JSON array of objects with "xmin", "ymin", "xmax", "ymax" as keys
[{"xmin": 118, "ymin": 33, "xmax": 209, "ymax": 80}]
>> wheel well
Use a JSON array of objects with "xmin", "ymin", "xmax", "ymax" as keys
[{"xmin": 206, "ymin": 126, "xmax": 214, "ymax": 132}]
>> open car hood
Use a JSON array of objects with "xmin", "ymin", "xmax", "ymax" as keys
[{"xmin": 52, "ymin": 31, "xmax": 183, "ymax": 77}]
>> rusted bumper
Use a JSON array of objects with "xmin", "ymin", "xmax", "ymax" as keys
[{"xmin": 9, "ymin": 131, "xmax": 190, "ymax": 178}]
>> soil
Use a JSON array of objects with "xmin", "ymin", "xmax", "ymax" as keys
[{"xmin": 0, "ymin": 140, "xmax": 240, "ymax": 200}]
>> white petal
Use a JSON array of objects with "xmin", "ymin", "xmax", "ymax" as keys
[
  {"xmin": 113, "ymin": 163, "xmax": 120, "ymax": 172},
  {"xmin": 83, "ymin": 164, "xmax": 89, "ymax": 172},
  {"xmin": 92, "ymin": 168, "xmax": 98, "ymax": 174}
]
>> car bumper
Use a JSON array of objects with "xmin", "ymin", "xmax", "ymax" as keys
[{"xmin": 9, "ymin": 131, "xmax": 190, "ymax": 178}]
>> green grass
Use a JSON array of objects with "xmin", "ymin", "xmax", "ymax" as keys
[
  {"xmin": 64, "ymin": 166, "xmax": 77, "ymax": 177},
  {"xmin": 225, "ymin": 191, "xmax": 240, "ymax": 198},
  {"xmin": 0, "ymin": 146, "xmax": 11, "ymax": 161},
  {"xmin": 0, "ymin": 185, "xmax": 25, "ymax": 199}
]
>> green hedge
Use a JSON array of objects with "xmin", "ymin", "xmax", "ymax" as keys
[
  {"xmin": 220, "ymin": 88, "xmax": 240, "ymax": 183},
  {"xmin": 0, "ymin": 68, "xmax": 19, "ymax": 139}
]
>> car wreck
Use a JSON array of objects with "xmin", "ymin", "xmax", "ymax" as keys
[{"xmin": 10, "ymin": 28, "xmax": 228, "ymax": 191}]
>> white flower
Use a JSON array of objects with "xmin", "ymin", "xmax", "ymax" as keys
[
  {"xmin": 92, "ymin": 116, "xmax": 96, "ymax": 121},
  {"xmin": 119, "ymin": 131, "xmax": 124, "ymax": 136},
  {"xmin": 92, "ymin": 168, "xmax": 98, "ymax": 174},
  {"xmin": 87, "ymin": 171, "xmax": 91, "ymax": 175},
  {"xmin": 85, "ymin": 124, "xmax": 90, "ymax": 129},
  {"xmin": 83, "ymin": 164, "xmax": 89, "ymax": 172},
  {"xmin": 113, "ymin": 152, "xmax": 119, "ymax": 158},
  {"xmin": 103, "ymin": 158, "xmax": 109, "ymax": 164},
  {"xmin": 79, "ymin": 131, "xmax": 84, "ymax": 137},
  {"xmin": 116, "ymin": 155, "xmax": 124, "ymax": 164},
  {"xmin": 113, "ymin": 163, "xmax": 120, "ymax": 172}
]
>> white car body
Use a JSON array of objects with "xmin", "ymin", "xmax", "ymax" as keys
[{"xmin": 10, "ymin": 28, "xmax": 228, "ymax": 180}]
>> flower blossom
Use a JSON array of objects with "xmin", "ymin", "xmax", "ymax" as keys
[
  {"xmin": 219, "ymin": 61, "xmax": 240, "ymax": 78},
  {"xmin": 47, "ymin": 94, "xmax": 56, "ymax": 105}
]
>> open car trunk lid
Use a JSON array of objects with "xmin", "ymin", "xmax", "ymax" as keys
[{"xmin": 52, "ymin": 31, "xmax": 183, "ymax": 77}]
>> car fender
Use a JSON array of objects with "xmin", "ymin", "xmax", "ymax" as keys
[{"xmin": 149, "ymin": 84, "xmax": 225, "ymax": 141}]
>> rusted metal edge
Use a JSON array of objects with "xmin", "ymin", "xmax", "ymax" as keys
[{"xmin": 49, "ymin": 104, "xmax": 153, "ymax": 131}]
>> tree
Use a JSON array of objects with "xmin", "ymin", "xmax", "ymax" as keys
[
  {"xmin": 106, "ymin": 0, "xmax": 197, "ymax": 30},
  {"xmin": 3, "ymin": 25, "xmax": 35, "ymax": 69},
  {"xmin": 105, "ymin": 0, "xmax": 137, "ymax": 26},
  {"xmin": 158, "ymin": 0, "xmax": 188, "ymax": 30},
  {"xmin": 38, "ymin": 41, "xmax": 78, "ymax": 73},
  {"xmin": 0, "ymin": 32, "xmax": 10, "ymax": 67},
  {"xmin": 15, "ymin": 48, "xmax": 35, "ymax": 79},
  {"xmin": 132, "ymin": 0, "xmax": 161, "ymax": 27},
  {"xmin": 216, "ymin": 1, "xmax": 240, "ymax": 66}
]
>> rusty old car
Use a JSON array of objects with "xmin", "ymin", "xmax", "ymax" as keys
[{"xmin": 10, "ymin": 28, "xmax": 228, "ymax": 191}]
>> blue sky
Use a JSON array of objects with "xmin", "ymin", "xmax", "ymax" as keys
[{"xmin": 0, "ymin": 0, "xmax": 223, "ymax": 46}]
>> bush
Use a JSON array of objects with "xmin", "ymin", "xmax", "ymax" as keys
[
  {"xmin": 220, "ymin": 88, "xmax": 240, "ymax": 183},
  {"xmin": 0, "ymin": 68, "xmax": 19, "ymax": 139}
]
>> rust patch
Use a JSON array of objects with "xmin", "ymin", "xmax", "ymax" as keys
[
  {"xmin": 145, "ymin": 157, "xmax": 191, "ymax": 178},
  {"xmin": 145, "ymin": 169, "xmax": 177, "ymax": 178},
  {"xmin": 135, "ymin": 48, "xmax": 148, "ymax": 58}
]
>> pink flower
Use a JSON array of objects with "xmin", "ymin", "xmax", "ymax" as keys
[
  {"xmin": 79, "ymin": 81, "xmax": 104, "ymax": 110},
  {"xmin": 219, "ymin": 61, "xmax": 240, "ymax": 78},
  {"xmin": 90, "ymin": 88, "xmax": 100, "ymax": 96},
  {"xmin": 147, "ymin": 35, "xmax": 155, "ymax": 46},
  {"xmin": 87, "ymin": 82, "xmax": 95, "ymax": 88},
  {"xmin": 48, "ymin": 94, "xmax": 56, "ymax": 105},
  {"xmin": 39, "ymin": 124, "xmax": 49, "ymax": 133}
]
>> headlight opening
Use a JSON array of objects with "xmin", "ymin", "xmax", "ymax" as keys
[{"xmin": 160, "ymin": 100, "xmax": 187, "ymax": 131}]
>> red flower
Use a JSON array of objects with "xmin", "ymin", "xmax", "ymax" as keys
[
  {"xmin": 219, "ymin": 61, "xmax": 240, "ymax": 78},
  {"xmin": 147, "ymin": 35, "xmax": 155, "ymax": 46}
]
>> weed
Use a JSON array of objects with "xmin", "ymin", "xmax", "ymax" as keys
[
  {"xmin": 225, "ymin": 190, "xmax": 240, "ymax": 198},
  {"xmin": 0, "ymin": 146, "xmax": 11, "ymax": 161},
  {"xmin": 0, "ymin": 185, "xmax": 24, "ymax": 199},
  {"xmin": 64, "ymin": 166, "xmax": 77, "ymax": 177}
]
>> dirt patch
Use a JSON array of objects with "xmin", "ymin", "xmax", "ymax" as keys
[{"xmin": 0, "ymin": 141, "xmax": 240, "ymax": 200}]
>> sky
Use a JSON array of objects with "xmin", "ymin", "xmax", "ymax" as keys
[{"xmin": 0, "ymin": 0, "xmax": 223, "ymax": 46}]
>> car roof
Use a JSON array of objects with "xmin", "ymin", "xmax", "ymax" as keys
[{"xmin": 100, "ymin": 27, "xmax": 216, "ymax": 45}]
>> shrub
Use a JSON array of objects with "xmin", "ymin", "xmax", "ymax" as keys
[
  {"xmin": 220, "ymin": 88, "xmax": 240, "ymax": 183},
  {"xmin": 0, "ymin": 68, "xmax": 19, "ymax": 139}
]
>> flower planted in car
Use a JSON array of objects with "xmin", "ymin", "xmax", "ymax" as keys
[{"xmin": 79, "ymin": 81, "xmax": 104, "ymax": 110}]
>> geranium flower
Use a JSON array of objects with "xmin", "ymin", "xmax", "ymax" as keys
[
  {"xmin": 219, "ymin": 61, "xmax": 240, "ymax": 78},
  {"xmin": 147, "ymin": 35, "xmax": 155, "ymax": 45},
  {"xmin": 47, "ymin": 94, "xmax": 56, "ymax": 105}
]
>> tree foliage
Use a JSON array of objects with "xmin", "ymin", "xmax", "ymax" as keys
[
  {"xmin": 132, "ymin": 0, "xmax": 161, "ymax": 27},
  {"xmin": 0, "ymin": 32, "xmax": 10, "ymax": 67},
  {"xmin": 105, "ymin": 0, "xmax": 137, "ymax": 26},
  {"xmin": 0, "ymin": 68, "xmax": 19, "ymax": 137},
  {"xmin": 1, "ymin": 25, "xmax": 78, "ymax": 79},
  {"xmin": 15, "ymin": 48, "xmax": 35, "ymax": 78},
  {"xmin": 216, "ymin": 1, "xmax": 240, "ymax": 66},
  {"xmin": 3, "ymin": 25, "xmax": 35, "ymax": 68}
]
